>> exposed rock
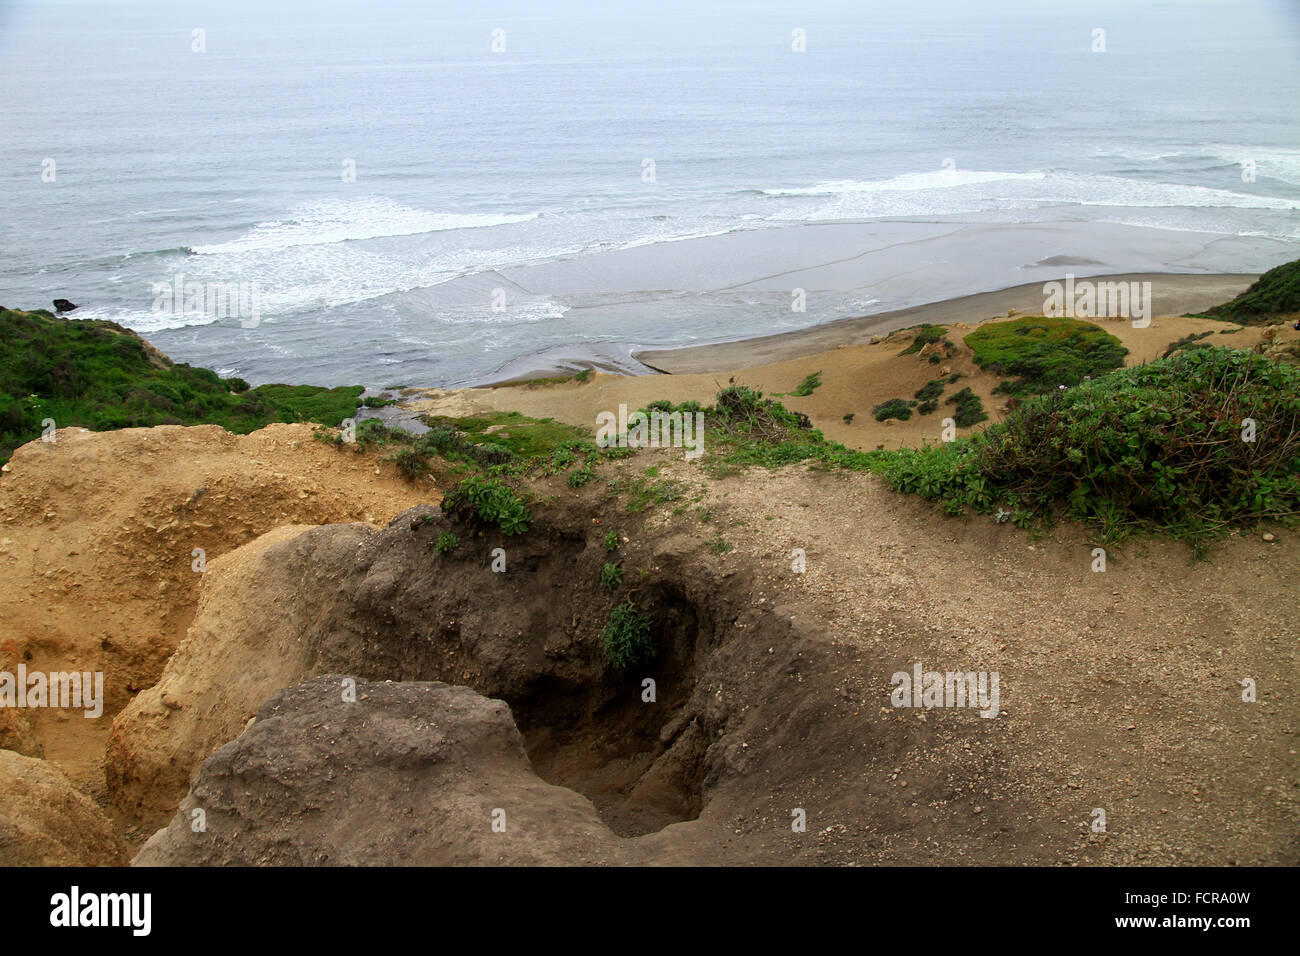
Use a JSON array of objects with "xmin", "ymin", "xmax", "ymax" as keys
[
  {"xmin": 0, "ymin": 750, "xmax": 128, "ymax": 866},
  {"xmin": 133, "ymin": 677, "xmax": 627, "ymax": 866},
  {"xmin": 51, "ymin": 298, "xmax": 78, "ymax": 313}
]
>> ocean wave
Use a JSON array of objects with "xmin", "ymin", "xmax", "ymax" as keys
[
  {"xmin": 1090, "ymin": 143, "xmax": 1300, "ymax": 187},
  {"xmin": 761, "ymin": 169, "xmax": 1046, "ymax": 196},
  {"xmin": 190, "ymin": 198, "xmax": 541, "ymax": 255},
  {"xmin": 69, "ymin": 305, "xmax": 225, "ymax": 335},
  {"xmin": 424, "ymin": 298, "xmax": 571, "ymax": 325},
  {"xmin": 766, "ymin": 168, "xmax": 1297, "ymax": 222},
  {"xmin": 615, "ymin": 226, "xmax": 742, "ymax": 250}
]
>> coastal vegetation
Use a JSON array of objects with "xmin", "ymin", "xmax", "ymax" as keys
[
  {"xmin": 631, "ymin": 348, "xmax": 1296, "ymax": 550},
  {"xmin": 1201, "ymin": 257, "xmax": 1300, "ymax": 323},
  {"xmin": 945, "ymin": 387, "xmax": 988, "ymax": 427},
  {"xmin": 0, "ymin": 307, "xmax": 361, "ymax": 465},
  {"xmin": 964, "ymin": 315, "xmax": 1127, "ymax": 396},
  {"xmin": 779, "ymin": 370, "xmax": 822, "ymax": 397},
  {"xmin": 872, "ymin": 397, "xmax": 914, "ymax": 422},
  {"xmin": 440, "ymin": 474, "xmax": 532, "ymax": 536}
]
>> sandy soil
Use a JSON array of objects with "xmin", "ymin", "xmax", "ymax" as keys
[{"xmin": 0, "ymin": 423, "xmax": 432, "ymax": 802}]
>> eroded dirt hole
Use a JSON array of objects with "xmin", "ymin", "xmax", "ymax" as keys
[
  {"xmin": 366, "ymin": 520, "xmax": 718, "ymax": 839},
  {"xmin": 506, "ymin": 583, "xmax": 708, "ymax": 837}
]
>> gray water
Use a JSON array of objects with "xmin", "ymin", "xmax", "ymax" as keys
[{"xmin": 3, "ymin": 0, "xmax": 1299, "ymax": 386}]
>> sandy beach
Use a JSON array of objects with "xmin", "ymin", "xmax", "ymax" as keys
[
  {"xmin": 392, "ymin": 271, "xmax": 1287, "ymax": 451},
  {"xmin": 633, "ymin": 272, "xmax": 1257, "ymax": 374}
]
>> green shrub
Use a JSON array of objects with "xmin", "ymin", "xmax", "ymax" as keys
[
  {"xmin": 1161, "ymin": 330, "xmax": 1215, "ymax": 359},
  {"xmin": 914, "ymin": 379, "xmax": 947, "ymax": 402},
  {"xmin": 792, "ymin": 371, "xmax": 823, "ymax": 396},
  {"xmin": 965, "ymin": 316, "xmax": 1127, "ymax": 396},
  {"xmin": 945, "ymin": 387, "xmax": 988, "ymax": 427},
  {"xmin": 876, "ymin": 347, "xmax": 1300, "ymax": 547},
  {"xmin": 568, "ymin": 463, "xmax": 595, "ymax": 488},
  {"xmin": 604, "ymin": 530, "xmax": 619, "ymax": 551},
  {"xmin": 601, "ymin": 603, "xmax": 655, "ymax": 668},
  {"xmin": 441, "ymin": 475, "xmax": 531, "ymax": 535},
  {"xmin": 1206, "ymin": 257, "xmax": 1300, "ymax": 322},
  {"xmin": 248, "ymin": 383, "xmax": 365, "ymax": 426},
  {"xmin": 434, "ymin": 531, "xmax": 461, "ymax": 554},
  {"xmin": 600, "ymin": 561, "xmax": 623, "ymax": 589},
  {"xmin": 873, "ymin": 398, "xmax": 913, "ymax": 422},
  {"xmin": 388, "ymin": 446, "xmax": 428, "ymax": 481},
  {"xmin": 353, "ymin": 417, "xmax": 392, "ymax": 447}
]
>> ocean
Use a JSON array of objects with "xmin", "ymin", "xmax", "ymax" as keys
[{"xmin": 3, "ymin": 0, "xmax": 1299, "ymax": 387}]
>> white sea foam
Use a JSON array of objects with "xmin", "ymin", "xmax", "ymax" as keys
[
  {"xmin": 764, "ymin": 169, "xmax": 1297, "ymax": 222},
  {"xmin": 761, "ymin": 169, "xmax": 1046, "ymax": 196},
  {"xmin": 191, "ymin": 198, "xmax": 540, "ymax": 255}
]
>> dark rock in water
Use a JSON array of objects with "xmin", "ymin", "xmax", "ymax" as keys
[{"xmin": 52, "ymin": 299, "xmax": 78, "ymax": 313}]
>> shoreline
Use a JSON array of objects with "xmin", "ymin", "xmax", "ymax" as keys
[
  {"xmin": 479, "ymin": 272, "xmax": 1256, "ymax": 383},
  {"xmin": 632, "ymin": 272, "xmax": 1256, "ymax": 375}
]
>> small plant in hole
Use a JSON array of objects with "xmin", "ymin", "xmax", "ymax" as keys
[
  {"xmin": 842, "ymin": 412, "xmax": 855, "ymax": 424},
  {"xmin": 602, "ymin": 602, "xmax": 655, "ymax": 668},
  {"xmin": 600, "ymin": 561, "xmax": 623, "ymax": 589},
  {"xmin": 434, "ymin": 531, "xmax": 460, "ymax": 554},
  {"xmin": 568, "ymin": 462, "xmax": 596, "ymax": 488},
  {"xmin": 603, "ymin": 530, "xmax": 619, "ymax": 551},
  {"xmin": 710, "ymin": 534, "xmax": 733, "ymax": 554}
]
